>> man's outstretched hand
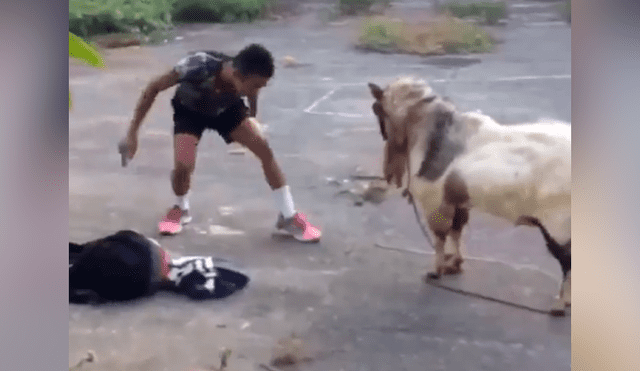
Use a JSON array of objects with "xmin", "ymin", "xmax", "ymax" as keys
[{"xmin": 118, "ymin": 129, "xmax": 138, "ymax": 167}]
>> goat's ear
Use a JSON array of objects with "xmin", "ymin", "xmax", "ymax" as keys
[
  {"xmin": 421, "ymin": 94, "xmax": 437, "ymax": 104},
  {"xmin": 368, "ymin": 83, "xmax": 384, "ymax": 101}
]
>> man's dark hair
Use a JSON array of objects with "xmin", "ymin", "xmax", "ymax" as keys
[{"xmin": 233, "ymin": 43, "xmax": 275, "ymax": 78}]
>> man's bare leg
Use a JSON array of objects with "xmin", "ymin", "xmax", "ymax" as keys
[
  {"xmin": 228, "ymin": 119, "xmax": 285, "ymax": 190},
  {"xmin": 159, "ymin": 133, "xmax": 199, "ymax": 234},
  {"xmin": 172, "ymin": 133, "xmax": 199, "ymax": 197},
  {"xmin": 228, "ymin": 118, "xmax": 321, "ymax": 242}
]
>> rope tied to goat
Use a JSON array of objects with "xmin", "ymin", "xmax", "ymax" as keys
[
  {"xmin": 374, "ymin": 152, "xmax": 557, "ymax": 316},
  {"xmin": 399, "ymin": 186, "xmax": 554, "ymax": 315}
]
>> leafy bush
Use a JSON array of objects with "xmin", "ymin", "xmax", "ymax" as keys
[
  {"xmin": 339, "ymin": 0, "xmax": 374, "ymax": 15},
  {"xmin": 358, "ymin": 17, "xmax": 403, "ymax": 51},
  {"xmin": 358, "ymin": 15, "xmax": 495, "ymax": 55},
  {"xmin": 171, "ymin": 0, "xmax": 266, "ymax": 23},
  {"xmin": 338, "ymin": 0, "xmax": 390, "ymax": 16},
  {"xmin": 69, "ymin": 0, "xmax": 272, "ymax": 38},
  {"xmin": 440, "ymin": 1, "xmax": 507, "ymax": 25},
  {"xmin": 557, "ymin": 0, "xmax": 570, "ymax": 23},
  {"xmin": 69, "ymin": 0, "xmax": 174, "ymax": 37}
]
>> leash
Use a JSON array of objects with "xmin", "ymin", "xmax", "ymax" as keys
[{"xmin": 395, "ymin": 152, "xmax": 553, "ymax": 315}]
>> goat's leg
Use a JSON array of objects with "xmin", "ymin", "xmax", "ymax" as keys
[
  {"xmin": 425, "ymin": 170, "xmax": 470, "ymax": 279},
  {"xmin": 445, "ymin": 230, "xmax": 464, "ymax": 275},
  {"xmin": 442, "ymin": 206, "xmax": 470, "ymax": 274},
  {"xmin": 549, "ymin": 287, "xmax": 566, "ymax": 316},
  {"xmin": 549, "ymin": 298, "xmax": 566, "ymax": 316},
  {"xmin": 562, "ymin": 270, "xmax": 571, "ymax": 307},
  {"xmin": 426, "ymin": 204, "xmax": 454, "ymax": 280},
  {"xmin": 426, "ymin": 234, "xmax": 448, "ymax": 280},
  {"xmin": 549, "ymin": 271, "xmax": 571, "ymax": 316}
]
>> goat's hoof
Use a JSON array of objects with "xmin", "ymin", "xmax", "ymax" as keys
[
  {"xmin": 550, "ymin": 299, "xmax": 566, "ymax": 317},
  {"xmin": 442, "ymin": 265, "xmax": 461, "ymax": 275},
  {"xmin": 425, "ymin": 272, "xmax": 440, "ymax": 281}
]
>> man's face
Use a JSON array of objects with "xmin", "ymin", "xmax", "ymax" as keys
[{"xmin": 234, "ymin": 71, "xmax": 269, "ymax": 96}]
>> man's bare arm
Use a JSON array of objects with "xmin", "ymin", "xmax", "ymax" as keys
[{"xmin": 128, "ymin": 69, "xmax": 180, "ymax": 135}]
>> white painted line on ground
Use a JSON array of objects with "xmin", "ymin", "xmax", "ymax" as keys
[
  {"xmin": 303, "ymin": 74, "xmax": 570, "ymax": 118},
  {"xmin": 307, "ymin": 111, "xmax": 365, "ymax": 118},
  {"xmin": 524, "ymin": 21, "xmax": 569, "ymax": 27},
  {"xmin": 303, "ymin": 87, "xmax": 340, "ymax": 113},
  {"xmin": 208, "ymin": 225, "xmax": 245, "ymax": 236},
  {"xmin": 493, "ymin": 74, "xmax": 571, "ymax": 82},
  {"xmin": 510, "ymin": 3, "xmax": 556, "ymax": 8}
]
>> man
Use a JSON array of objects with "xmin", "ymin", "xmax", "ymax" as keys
[{"xmin": 120, "ymin": 44, "xmax": 321, "ymax": 242}]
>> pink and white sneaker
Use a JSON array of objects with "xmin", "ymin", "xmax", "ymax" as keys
[
  {"xmin": 158, "ymin": 205, "xmax": 192, "ymax": 235},
  {"xmin": 274, "ymin": 212, "xmax": 321, "ymax": 243}
]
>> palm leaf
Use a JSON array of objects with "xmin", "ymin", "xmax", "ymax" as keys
[
  {"xmin": 69, "ymin": 31, "xmax": 105, "ymax": 68},
  {"xmin": 69, "ymin": 32, "xmax": 105, "ymax": 109}
]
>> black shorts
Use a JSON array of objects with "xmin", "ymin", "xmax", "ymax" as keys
[{"xmin": 171, "ymin": 97, "xmax": 249, "ymax": 143}]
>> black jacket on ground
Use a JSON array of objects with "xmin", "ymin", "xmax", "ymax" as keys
[{"xmin": 69, "ymin": 230, "xmax": 249, "ymax": 304}]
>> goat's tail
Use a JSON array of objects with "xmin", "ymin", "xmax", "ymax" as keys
[{"xmin": 515, "ymin": 215, "xmax": 571, "ymax": 270}]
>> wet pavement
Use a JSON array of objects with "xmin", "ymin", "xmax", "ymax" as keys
[{"xmin": 69, "ymin": 1, "xmax": 571, "ymax": 370}]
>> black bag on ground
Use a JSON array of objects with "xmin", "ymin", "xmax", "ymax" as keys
[{"xmin": 69, "ymin": 230, "xmax": 250, "ymax": 304}]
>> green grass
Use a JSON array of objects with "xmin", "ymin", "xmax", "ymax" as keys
[
  {"xmin": 69, "ymin": 0, "xmax": 174, "ymax": 38},
  {"xmin": 557, "ymin": 0, "xmax": 571, "ymax": 23},
  {"xmin": 69, "ymin": 0, "xmax": 276, "ymax": 39},
  {"xmin": 357, "ymin": 15, "xmax": 495, "ymax": 56},
  {"xmin": 338, "ymin": 0, "xmax": 390, "ymax": 16},
  {"xmin": 440, "ymin": 1, "xmax": 507, "ymax": 26},
  {"xmin": 172, "ymin": 0, "xmax": 266, "ymax": 23}
]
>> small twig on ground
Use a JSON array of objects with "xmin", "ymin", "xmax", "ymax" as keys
[
  {"xmin": 259, "ymin": 364, "xmax": 280, "ymax": 371},
  {"xmin": 69, "ymin": 351, "xmax": 95, "ymax": 370},
  {"xmin": 219, "ymin": 348, "xmax": 232, "ymax": 370}
]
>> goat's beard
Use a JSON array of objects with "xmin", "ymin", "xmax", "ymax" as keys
[{"xmin": 384, "ymin": 138, "xmax": 408, "ymax": 188}]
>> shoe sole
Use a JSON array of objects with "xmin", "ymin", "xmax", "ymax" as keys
[
  {"xmin": 158, "ymin": 216, "xmax": 192, "ymax": 236},
  {"xmin": 272, "ymin": 228, "xmax": 321, "ymax": 243}
]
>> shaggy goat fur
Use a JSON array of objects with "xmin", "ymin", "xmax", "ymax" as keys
[
  {"xmin": 375, "ymin": 77, "xmax": 571, "ymax": 240},
  {"xmin": 369, "ymin": 76, "xmax": 572, "ymax": 312}
]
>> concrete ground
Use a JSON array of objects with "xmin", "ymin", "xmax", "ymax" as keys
[{"xmin": 69, "ymin": 2, "xmax": 571, "ymax": 370}]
